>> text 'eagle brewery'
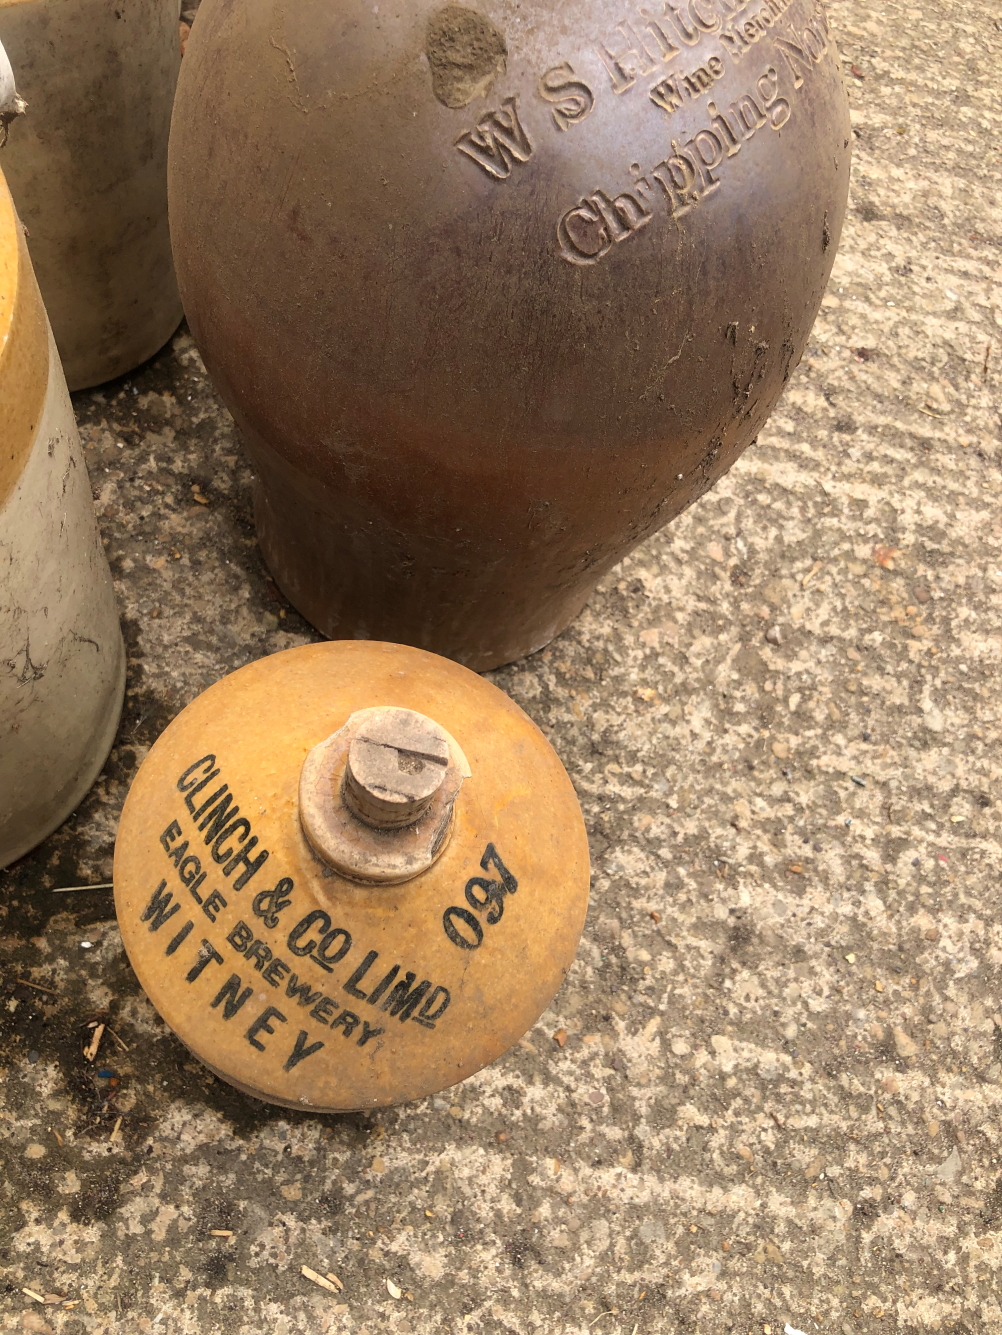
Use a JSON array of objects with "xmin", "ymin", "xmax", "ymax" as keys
[{"xmin": 114, "ymin": 642, "xmax": 590, "ymax": 1110}]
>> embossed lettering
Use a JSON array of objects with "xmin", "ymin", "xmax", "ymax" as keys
[
  {"xmin": 684, "ymin": 129, "xmax": 726, "ymax": 191},
  {"xmin": 538, "ymin": 63, "xmax": 595, "ymax": 130},
  {"xmin": 581, "ymin": 0, "xmax": 796, "ymax": 102},
  {"xmin": 650, "ymin": 75, "xmax": 684, "ymax": 114},
  {"xmin": 775, "ymin": 16, "xmax": 829, "ymax": 87},
  {"xmin": 558, "ymin": 47, "xmax": 820, "ymax": 266},
  {"xmin": 652, "ymin": 148, "xmax": 702, "ymax": 216},
  {"xmin": 557, "ymin": 199, "xmax": 613, "ymax": 265},
  {"xmin": 707, "ymin": 100, "xmax": 745, "ymax": 154},
  {"xmin": 556, "ymin": 187, "xmax": 653, "ymax": 264},
  {"xmin": 456, "ymin": 96, "xmax": 533, "ymax": 180},
  {"xmin": 664, "ymin": 2, "xmax": 701, "ymax": 44},
  {"xmin": 650, "ymin": 54, "xmax": 725, "ymax": 116},
  {"xmin": 731, "ymin": 90, "xmax": 768, "ymax": 135},
  {"xmin": 637, "ymin": 8, "xmax": 682, "ymax": 60},
  {"xmin": 591, "ymin": 188, "xmax": 654, "ymax": 241},
  {"xmin": 689, "ymin": 0, "xmax": 723, "ymax": 30},
  {"xmin": 756, "ymin": 65, "xmax": 791, "ymax": 126},
  {"xmin": 774, "ymin": 33, "xmax": 813, "ymax": 84},
  {"xmin": 595, "ymin": 22, "xmax": 659, "ymax": 94},
  {"xmin": 684, "ymin": 59, "xmax": 720, "ymax": 92},
  {"xmin": 719, "ymin": 0, "xmax": 797, "ymax": 61}
]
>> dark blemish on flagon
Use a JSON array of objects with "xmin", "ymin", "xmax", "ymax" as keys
[{"xmin": 426, "ymin": 4, "xmax": 507, "ymax": 109}]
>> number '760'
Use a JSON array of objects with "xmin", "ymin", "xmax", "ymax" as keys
[{"xmin": 442, "ymin": 844, "xmax": 517, "ymax": 950}]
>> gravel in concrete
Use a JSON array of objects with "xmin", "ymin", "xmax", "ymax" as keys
[{"xmin": 2, "ymin": 1, "xmax": 1001, "ymax": 1331}]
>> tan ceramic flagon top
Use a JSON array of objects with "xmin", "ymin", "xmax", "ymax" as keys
[
  {"xmin": 114, "ymin": 641, "xmax": 590, "ymax": 1111},
  {"xmin": 0, "ymin": 167, "xmax": 46, "ymax": 509}
]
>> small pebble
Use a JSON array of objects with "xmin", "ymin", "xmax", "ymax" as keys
[
  {"xmin": 850, "ymin": 775, "xmax": 866, "ymax": 787},
  {"xmin": 27, "ymin": 1050, "xmax": 39, "ymax": 1063},
  {"xmin": 765, "ymin": 625, "xmax": 782, "ymax": 645}
]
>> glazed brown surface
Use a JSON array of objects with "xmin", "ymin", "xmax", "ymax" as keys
[{"xmin": 169, "ymin": 0, "xmax": 850, "ymax": 668}]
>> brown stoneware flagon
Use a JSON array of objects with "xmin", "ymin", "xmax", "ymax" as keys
[{"xmin": 169, "ymin": 0, "xmax": 850, "ymax": 670}]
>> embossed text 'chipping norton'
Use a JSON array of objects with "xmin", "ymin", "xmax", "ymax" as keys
[{"xmin": 557, "ymin": 6, "xmax": 832, "ymax": 266}]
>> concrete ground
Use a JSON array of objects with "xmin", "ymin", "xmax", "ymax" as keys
[{"xmin": 2, "ymin": 0, "xmax": 1001, "ymax": 1331}]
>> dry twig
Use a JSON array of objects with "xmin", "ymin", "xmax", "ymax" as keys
[
  {"xmin": 83, "ymin": 1023, "xmax": 105, "ymax": 1062},
  {"xmin": 301, "ymin": 1265, "xmax": 342, "ymax": 1295},
  {"xmin": 15, "ymin": 978, "xmax": 58, "ymax": 996}
]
